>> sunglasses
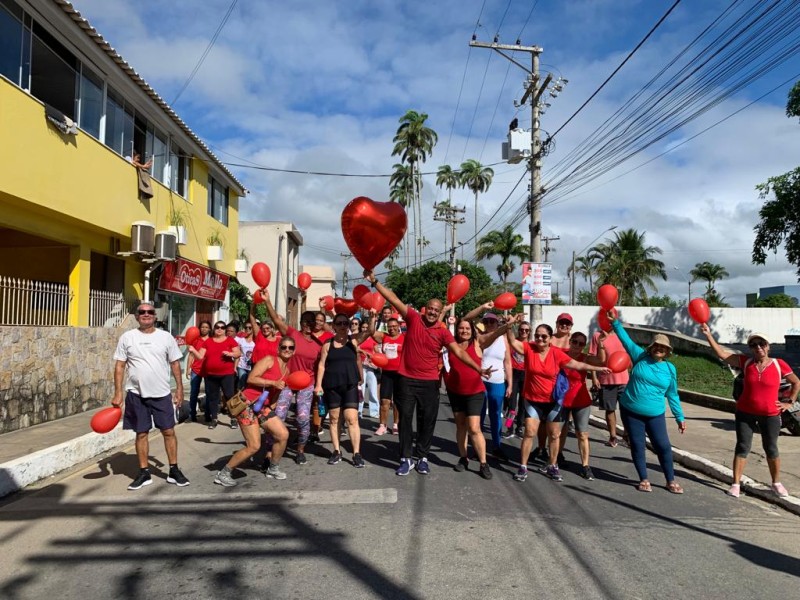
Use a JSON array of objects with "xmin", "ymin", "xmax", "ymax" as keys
[
  {"xmin": 533, "ymin": 334, "xmax": 549, "ymax": 341},
  {"xmin": 334, "ymin": 321, "xmax": 350, "ymax": 327},
  {"xmin": 214, "ymin": 324, "xmax": 225, "ymax": 330},
  {"xmin": 519, "ymin": 328, "xmax": 530, "ymax": 332},
  {"xmin": 245, "ymin": 325, "xmax": 253, "ymax": 329},
  {"xmin": 137, "ymin": 309, "xmax": 156, "ymax": 315},
  {"xmin": 557, "ymin": 320, "xmax": 572, "ymax": 326},
  {"xmin": 748, "ymin": 340, "xmax": 768, "ymax": 348},
  {"xmin": 279, "ymin": 344, "xmax": 295, "ymax": 350}
]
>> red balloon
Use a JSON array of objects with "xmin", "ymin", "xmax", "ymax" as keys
[
  {"xmin": 607, "ymin": 350, "xmax": 632, "ymax": 373},
  {"xmin": 352, "ymin": 284, "xmax": 370, "ymax": 302},
  {"xmin": 341, "ymin": 196, "xmax": 408, "ymax": 270},
  {"xmin": 371, "ymin": 352, "xmax": 389, "ymax": 368},
  {"xmin": 253, "ymin": 289, "xmax": 265, "ymax": 304},
  {"xmin": 367, "ymin": 291, "xmax": 385, "ymax": 312},
  {"xmin": 251, "ymin": 262, "xmax": 271, "ymax": 288},
  {"xmin": 334, "ymin": 297, "xmax": 359, "ymax": 317},
  {"xmin": 285, "ymin": 371, "xmax": 312, "ymax": 391},
  {"xmin": 321, "ymin": 295, "xmax": 334, "ymax": 312},
  {"xmin": 298, "ymin": 272, "xmax": 312, "ymax": 291},
  {"xmin": 494, "ymin": 292, "xmax": 518, "ymax": 311},
  {"xmin": 90, "ymin": 406, "xmax": 122, "ymax": 434},
  {"xmin": 598, "ymin": 307, "xmax": 618, "ymax": 332},
  {"xmin": 597, "ymin": 284, "xmax": 619, "ymax": 311},
  {"xmin": 688, "ymin": 297, "xmax": 710, "ymax": 324},
  {"xmin": 447, "ymin": 274, "xmax": 470, "ymax": 304},
  {"xmin": 184, "ymin": 326, "xmax": 200, "ymax": 345}
]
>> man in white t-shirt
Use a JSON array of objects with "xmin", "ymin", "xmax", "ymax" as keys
[{"xmin": 112, "ymin": 301, "xmax": 189, "ymax": 490}]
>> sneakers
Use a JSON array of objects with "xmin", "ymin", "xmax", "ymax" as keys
[
  {"xmin": 352, "ymin": 453, "xmax": 365, "ymax": 468},
  {"xmin": 543, "ymin": 464, "xmax": 563, "ymax": 482},
  {"xmin": 327, "ymin": 450, "xmax": 342, "ymax": 465},
  {"xmin": 514, "ymin": 427, "xmax": 524, "ymax": 438},
  {"xmin": 396, "ymin": 458, "xmax": 414, "ymax": 476},
  {"xmin": 501, "ymin": 430, "xmax": 515, "ymax": 439},
  {"xmin": 128, "ymin": 470, "xmax": 152, "ymax": 491},
  {"xmin": 265, "ymin": 464, "xmax": 287, "ymax": 480},
  {"xmin": 772, "ymin": 482, "xmax": 789, "ymax": 497},
  {"xmin": 580, "ymin": 465, "xmax": 594, "ymax": 481},
  {"xmin": 513, "ymin": 467, "xmax": 528, "ymax": 482},
  {"xmin": 307, "ymin": 432, "xmax": 320, "ymax": 443},
  {"xmin": 259, "ymin": 459, "xmax": 271, "ymax": 473},
  {"xmin": 167, "ymin": 466, "xmax": 190, "ymax": 487},
  {"xmin": 375, "ymin": 424, "xmax": 388, "ymax": 436},
  {"xmin": 416, "ymin": 457, "xmax": 430, "ymax": 475},
  {"xmin": 727, "ymin": 483, "xmax": 741, "ymax": 498},
  {"xmin": 479, "ymin": 463, "xmax": 493, "ymax": 480},
  {"xmin": 295, "ymin": 452, "xmax": 307, "ymax": 465},
  {"xmin": 392, "ymin": 424, "xmax": 398, "ymax": 435},
  {"xmin": 230, "ymin": 419, "xmax": 239, "ymax": 429},
  {"xmin": 208, "ymin": 420, "xmax": 218, "ymax": 430},
  {"xmin": 214, "ymin": 469, "xmax": 237, "ymax": 487},
  {"xmin": 454, "ymin": 456, "xmax": 469, "ymax": 472}
]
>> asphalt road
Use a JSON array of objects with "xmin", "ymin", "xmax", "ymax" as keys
[{"xmin": 1, "ymin": 398, "xmax": 799, "ymax": 600}]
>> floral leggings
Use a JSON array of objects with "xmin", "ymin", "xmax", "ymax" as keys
[{"xmin": 265, "ymin": 382, "xmax": 313, "ymax": 450}]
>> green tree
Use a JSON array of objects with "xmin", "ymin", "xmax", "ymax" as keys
[
  {"xmin": 459, "ymin": 159, "xmax": 494, "ymax": 252},
  {"xmin": 754, "ymin": 292, "xmax": 798, "ymax": 308},
  {"xmin": 648, "ymin": 294, "xmax": 679, "ymax": 307},
  {"xmin": 390, "ymin": 163, "xmax": 414, "ymax": 270},
  {"xmin": 575, "ymin": 289, "xmax": 595, "ymax": 306},
  {"xmin": 568, "ymin": 252, "xmax": 601, "ymax": 297},
  {"xmin": 392, "ymin": 110, "xmax": 438, "ymax": 266},
  {"xmin": 436, "ymin": 165, "xmax": 460, "ymax": 254},
  {"xmin": 475, "ymin": 225, "xmax": 530, "ymax": 288},
  {"xmin": 228, "ymin": 280, "xmax": 253, "ymax": 322},
  {"xmin": 689, "ymin": 261, "xmax": 729, "ymax": 297},
  {"xmin": 591, "ymin": 228, "xmax": 667, "ymax": 305},
  {"xmin": 385, "ymin": 260, "xmax": 494, "ymax": 315}
]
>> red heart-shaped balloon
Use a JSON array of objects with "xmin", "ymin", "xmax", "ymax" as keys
[
  {"xmin": 334, "ymin": 297, "xmax": 359, "ymax": 317},
  {"xmin": 341, "ymin": 197, "xmax": 408, "ymax": 270}
]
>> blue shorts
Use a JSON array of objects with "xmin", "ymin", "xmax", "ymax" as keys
[
  {"xmin": 524, "ymin": 400, "xmax": 564, "ymax": 423},
  {"xmin": 123, "ymin": 391, "xmax": 176, "ymax": 433}
]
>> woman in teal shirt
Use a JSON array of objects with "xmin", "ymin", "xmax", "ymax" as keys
[{"xmin": 609, "ymin": 313, "xmax": 687, "ymax": 494}]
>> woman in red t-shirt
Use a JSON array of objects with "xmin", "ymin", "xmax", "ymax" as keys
[
  {"xmin": 212, "ymin": 339, "xmax": 294, "ymax": 486},
  {"xmin": 557, "ymin": 331, "xmax": 607, "ymax": 481},
  {"xmin": 185, "ymin": 320, "xmax": 211, "ymax": 422},
  {"xmin": 701, "ymin": 325, "xmax": 800, "ymax": 498},
  {"xmin": 507, "ymin": 324, "xmax": 610, "ymax": 483},
  {"xmin": 371, "ymin": 317, "xmax": 404, "ymax": 435},
  {"xmin": 186, "ymin": 320, "xmax": 241, "ymax": 429},
  {"xmin": 446, "ymin": 316, "xmax": 518, "ymax": 480}
]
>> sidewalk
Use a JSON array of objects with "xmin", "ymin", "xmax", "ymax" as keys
[{"xmin": 2, "ymin": 394, "xmax": 800, "ymax": 514}]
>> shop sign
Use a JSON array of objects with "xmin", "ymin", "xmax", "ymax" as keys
[{"xmin": 158, "ymin": 258, "xmax": 229, "ymax": 301}]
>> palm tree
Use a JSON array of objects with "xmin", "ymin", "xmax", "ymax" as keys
[
  {"xmin": 475, "ymin": 225, "xmax": 530, "ymax": 288},
  {"xmin": 390, "ymin": 163, "xmax": 414, "ymax": 270},
  {"xmin": 689, "ymin": 261, "xmax": 730, "ymax": 297},
  {"xmin": 591, "ymin": 228, "xmax": 667, "ymax": 305},
  {"xmin": 459, "ymin": 159, "xmax": 494, "ymax": 253},
  {"xmin": 569, "ymin": 252, "xmax": 601, "ymax": 292},
  {"xmin": 435, "ymin": 164, "xmax": 460, "ymax": 255},
  {"xmin": 392, "ymin": 110, "xmax": 438, "ymax": 265}
]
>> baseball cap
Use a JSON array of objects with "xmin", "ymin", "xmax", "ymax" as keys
[
  {"xmin": 482, "ymin": 312, "xmax": 499, "ymax": 321},
  {"xmin": 746, "ymin": 332, "xmax": 770, "ymax": 345},
  {"xmin": 556, "ymin": 313, "xmax": 573, "ymax": 324}
]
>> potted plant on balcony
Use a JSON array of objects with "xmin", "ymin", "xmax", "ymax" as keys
[
  {"xmin": 207, "ymin": 229, "xmax": 224, "ymax": 261},
  {"xmin": 167, "ymin": 207, "xmax": 188, "ymax": 245},
  {"xmin": 235, "ymin": 249, "xmax": 249, "ymax": 273}
]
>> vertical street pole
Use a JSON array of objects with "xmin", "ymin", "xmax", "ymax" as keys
[
  {"xmin": 571, "ymin": 250, "xmax": 577, "ymax": 306},
  {"xmin": 530, "ymin": 50, "xmax": 543, "ymax": 324}
]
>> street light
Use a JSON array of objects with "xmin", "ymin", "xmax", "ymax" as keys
[
  {"xmin": 673, "ymin": 266, "xmax": 692, "ymax": 302},
  {"xmin": 570, "ymin": 226, "xmax": 617, "ymax": 305}
]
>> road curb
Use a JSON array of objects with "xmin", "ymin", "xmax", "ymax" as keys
[
  {"xmin": 588, "ymin": 414, "xmax": 800, "ymax": 516},
  {"xmin": 0, "ymin": 424, "xmax": 135, "ymax": 498}
]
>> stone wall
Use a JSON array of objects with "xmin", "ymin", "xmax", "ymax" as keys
[{"xmin": 0, "ymin": 326, "xmax": 120, "ymax": 433}]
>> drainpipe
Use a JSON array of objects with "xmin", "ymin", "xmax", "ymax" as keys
[{"xmin": 144, "ymin": 266, "xmax": 153, "ymax": 302}]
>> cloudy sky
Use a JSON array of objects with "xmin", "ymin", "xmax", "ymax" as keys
[{"xmin": 71, "ymin": 0, "xmax": 800, "ymax": 306}]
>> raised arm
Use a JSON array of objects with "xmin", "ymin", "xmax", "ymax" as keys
[
  {"xmin": 479, "ymin": 313, "xmax": 520, "ymax": 350},
  {"xmin": 463, "ymin": 301, "xmax": 493, "ymax": 323},
  {"xmin": 609, "ymin": 314, "xmax": 646, "ymax": 363},
  {"xmin": 564, "ymin": 358, "xmax": 612, "ymax": 375},
  {"xmin": 506, "ymin": 325, "xmax": 524, "ymax": 355},
  {"xmin": 354, "ymin": 310, "xmax": 378, "ymax": 345},
  {"xmin": 261, "ymin": 288, "xmax": 289, "ymax": 336},
  {"xmin": 698, "ymin": 323, "xmax": 740, "ymax": 368},
  {"xmin": 364, "ymin": 269, "xmax": 408, "ymax": 318},
  {"xmin": 248, "ymin": 300, "xmax": 260, "ymax": 333},
  {"xmin": 447, "ymin": 341, "xmax": 493, "ymax": 378}
]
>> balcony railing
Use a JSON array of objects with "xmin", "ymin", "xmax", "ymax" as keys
[
  {"xmin": 89, "ymin": 289, "xmax": 128, "ymax": 327},
  {"xmin": 0, "ymin": 276, "xmax": 71, "ymax": 326}
]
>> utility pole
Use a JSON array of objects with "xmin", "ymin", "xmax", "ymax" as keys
[
  {"xmin": 541, "ymin": 235, "xmax": 560, "ymax": 263},
  {"xmin": 434, "ymin": 202, "xmax": 466, "ymax": 320},
  {"xmin": 470, "ymin": 39, "xmax": 563, "ymax": 323},
  {"xmin": 340, "ymin": 253, "xmax": 352, "ymax": 296}
]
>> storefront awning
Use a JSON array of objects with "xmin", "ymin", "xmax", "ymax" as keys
[{"xmin": 158, "ymin": 258, "xmax": 229, "ymax": 301}]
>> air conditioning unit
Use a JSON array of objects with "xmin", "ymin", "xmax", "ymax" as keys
[
  {"xmin": 131, "ymin": 221, "xmax": 155, "ymax": 254},
  {"xmin": 154, "ymin": 231, "xmax": 177, "ymax": 261}
]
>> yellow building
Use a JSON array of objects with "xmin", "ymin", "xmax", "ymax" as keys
[{"xmin": 0, "ymin": 0, "xmax": 246, "ymax": 330}]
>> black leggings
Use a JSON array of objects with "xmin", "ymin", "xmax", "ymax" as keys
[
  {"xmin": 734, "ymin": 410, "xmax": 780, "ymax": 459},
  {"xmin": 205, "ymin": 374, "xmax": 235, "ymax": 421}
]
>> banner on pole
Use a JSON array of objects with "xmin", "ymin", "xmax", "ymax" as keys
[{"xmin": 522, "ymin": 262, "xmax": 551, "ymax": 305}]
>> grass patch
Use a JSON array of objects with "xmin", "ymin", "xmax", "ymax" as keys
[{"xmin": 669, "ymin": 352, "xmax": 733, "ymax": 398}]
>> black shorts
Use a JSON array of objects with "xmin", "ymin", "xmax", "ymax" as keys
[
  {"xmin": 123, "ymin": 391, "xmax": 175, "ymax": 433},
  {"xmin": 381, "ymin": 370, "xmax": 400, "ymax": 401},
  {"xmin": 448, "ymin": 391, "xmax": 484, "ymax": 416},
  {"xmin": 599, "ymin": 385, "xmax": 626, "ymax": 411},
  {"xmin": 324, "ymin": 385, "xmax": 359, "ymax": 410}
]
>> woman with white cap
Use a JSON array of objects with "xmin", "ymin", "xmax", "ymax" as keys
[
  {"xmin": 608, "ymin": 312, "xmax": 686, "ymax": 494},
  {"xmin": 699, "ymin": 326, "xmax": 800, "ymax": 498}
]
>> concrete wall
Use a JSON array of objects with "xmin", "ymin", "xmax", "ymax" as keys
[
  {"xmin": 0, "ymin": 326, "xmax": 118, "ymax": 433},
  {"xmin": 539, "ymin": 306, "xmax": 800, "ymax": 345}
]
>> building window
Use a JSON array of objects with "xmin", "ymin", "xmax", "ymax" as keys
[
  {"xmin": 169, "ymin": 142, "xmax": 188, "ymax": 197},
  {"xmin": 30, "ymin": 22, "xmax": 77, "ymax": 118},
  {"xmin": 0, "ymin": 0, "xmax": 23, "ymax": 86},
  {"xmin": 145, "ymin": 125, "xmax": 168, "ymax": 184},
  {"xmin": 77, "ymin": 65, "xmax": 103, "ymax": 139},
  {"xmin": 208, "ymin": 176, "xmax": 228, "ymax": 226},
  {"xmin": 105, "ymin": 87, "xmax": 134, "ymax": 157}
]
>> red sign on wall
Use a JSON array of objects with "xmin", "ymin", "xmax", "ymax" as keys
[{"xmin": 158, "ymin": 258, "xmax": 229, "ymax": 301}]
